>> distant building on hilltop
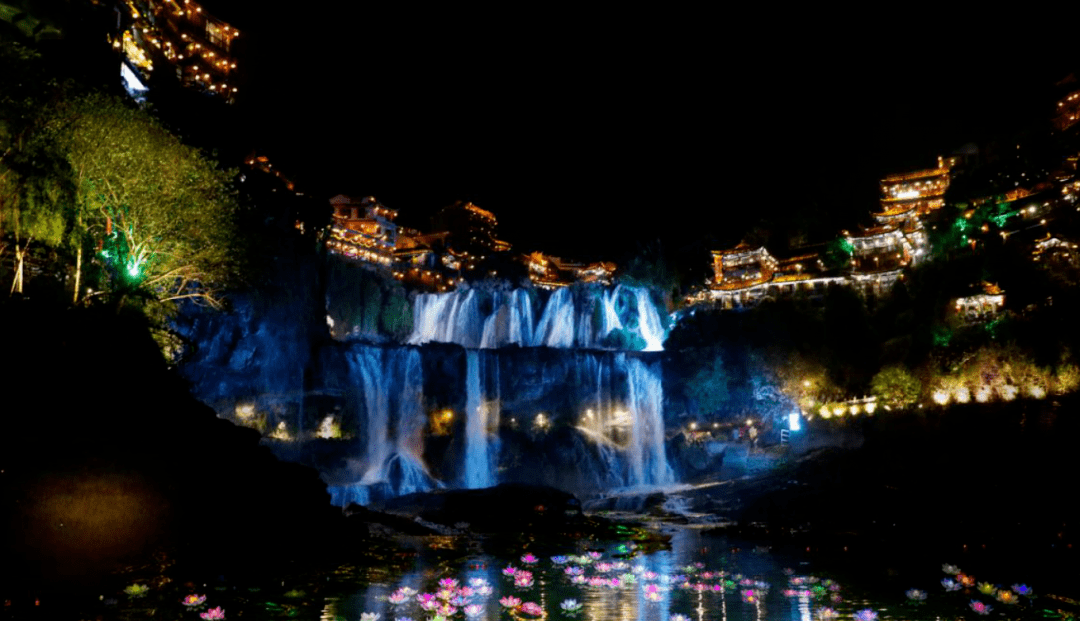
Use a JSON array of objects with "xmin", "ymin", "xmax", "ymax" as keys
[
  {"xmin": 1053, "ymin": 87, "xmax": 1080, "ymax": 133},
  {"xmin": 430, "ymin": 201, "xmax": 511, "ymax": 272},
  {"xmin": 327, "ymin": 195, "xmax": 397, "ymax": 267},
  {"xmin": 871, "ymin": 156, "xmax": 958, "ymax": 258},
  {"xmin": 692, "ymin": 244, "xmax": 845, "ymax": 309},
  {"xmin": 524, "ymin": 252, "xmax": 616, "ymax": 289},
  {"xmin": 113, "ymin": 0, "xmax": 242, "ymax": 103}
]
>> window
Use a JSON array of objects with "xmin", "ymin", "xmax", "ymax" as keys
[{"xmin": 206, "ymin": 21, "xmax": 227, "ymax": 49}]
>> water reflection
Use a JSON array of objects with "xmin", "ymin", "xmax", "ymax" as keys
[{"xmin": 330, "ymin": 528, "xmax": 838, "ymax": 621}]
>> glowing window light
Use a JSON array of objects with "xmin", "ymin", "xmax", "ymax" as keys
[{"xmin": 788, "ymin": 411, "xmax": 801, "ymax": 432}]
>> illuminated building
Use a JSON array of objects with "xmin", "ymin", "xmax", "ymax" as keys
[
  {"xmin": 876, "ymin": 156, "xmax": 956, "ymax": 220},
  {"xmin": 431, "ymin": 201, "xmax": 511, "ymax": 271},
  {"xmin": 393, "ymin": 231, "xmax": 460, "ymax": 292},
  {"xmin": 1053, "ymin": 89, "xmax": 1080, "ymax": 132},
  {"xmin": 696, "ymin": 245, "xmax": 845, "ymax": 309},
  {"xmin": 327, "ymin": 195, "xmax": 397, "ymax": 267},
  {"xmin": 525, "ymin": 252, "xmax": 616, "ymax": 289},
  {"xmin": 711, "ymin": 245, "xmax": 777, "ymax": 288},
  {"xmin": 848, "ymin": 226, "xmax": 910, "ymax": 268},
  {"xmin": 1033, "ymin": 232, "xmax": 1079, "ymax": 268},
  {"xmin": 952, "ymin": 283, "xmax": 1005, "ymax": 321},
  {"xmin": 113, "ymin": 0, "xmax": 241, "ymax": 103},
  {"xmin": 325, "ymin": 196, "xmax": 458, "ymax": 291},
  {"xmin": 871, "ymin": 157, "xmax": 958, "ymax": 259}
]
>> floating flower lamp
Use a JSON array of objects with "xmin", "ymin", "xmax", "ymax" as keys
[
  {"xmin": 199, "ymin": 607, "xmax": 226, "ymax": 620},
  {"xmin": 969, "ymin": 600, "xmax": 992, "ymax": 615},
  {"xmin": 996, "ymin": 590, "xmax": 1018, "ymax": 604},
  {"xmin": 942, "ymin": 578, "xmax": 960, "ymax": 591},
  {"xmin": 521, "ymin": 553, "xmax": 539, "ymax": 564},
  {"xmin": 977, "ymin": 582, "xmax": 996, "ymax": 595},
  {"xmin": 124, "ymin": 584, "xmax": 149, "ymax": 598},
  {"xmin": 518, "ymin": 601, "xmax": 544, "ymax": 618},
  {"xmin": 958, "ymin": 574, "xmax": 976, "ymax": 587},
  {"xmin": 182, "ymin": 594, "xmax": 207, "ymax": 607},
  {"xmin": 853, "ymin": 609, "xmax": 878, "ymax": 621},
  {"xmin": 560, "ymin": 599, "xmax": 583, "ymax": 613},
  {"xmin": 905, "ymin": 588, "xmax": 927, "ymax": 601},
  {"xmin": 1011, "ymin": 584, "xmax": 1033, "ymax": 596},
  {"xmin": 500, "ymin": 596, "xmax": 522, "ymax": 608}
]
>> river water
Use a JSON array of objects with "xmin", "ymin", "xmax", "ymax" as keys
[{"xmin": 311, "ymin": 526, "xmax": 1055, "ymax": 621}]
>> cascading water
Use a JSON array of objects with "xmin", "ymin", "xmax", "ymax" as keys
[
  {"xmin": 409, "ymin": 284, "xmax": 667, "ymax": 351},
  {"xmin": 624, "ymin": 355, "xmax": 674, "ymax": 486},
  {"xmin": 463, "ymin": 350, "xmax": 498, "ymax": 488},
  {"xmin": 634, "ymin": 288, "xmax": 666, "ymax": 352},
  {"xmin": 573, "ymin": 352, "xmax": 673, "ymax": 488},
  {"xmin": 533, "ymin": 286, "xmax": 575, "ymax": 348},
  {"xmin": 328, "ymin": 345, "xmax": 438, "ymax": 506}
]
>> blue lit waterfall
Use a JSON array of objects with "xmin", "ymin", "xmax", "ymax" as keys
[{"xmin": 409, "ymin": 284, "xmax": 668, "ymax": 351}]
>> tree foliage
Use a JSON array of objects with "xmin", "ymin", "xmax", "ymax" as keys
[
  {"xmin": 683, "ymin": 348, "xmax": 730, "ymax": 416},
  {"xmin": 870, "ymin": 364, "xmax": 921, "ymax": 409},
  {"xmin": 42, "ymin": 93, "xmax": 242, "ymax": 307}
]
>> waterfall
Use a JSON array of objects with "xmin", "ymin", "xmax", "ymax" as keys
[
  {"xmin": 624, "ymin": 355, "xmax": 674, "ymax": 486},
  {"xmin": 635, "ymin": 288, "xmax": 666, "ymax": 352},
  {"xmin": 533, "ymin": 287, "xmax": 575, "ymax": 348},
  {"xmin": 409, "ymin": 285, "xmax": 667, "ymax": 351},
  {"xmin": 573, "ymin": 352, "xmax": 673, "ymax": 488},
  {"xmin": 330, "ymin": 345, "xmax": 437, "ymax": 505},
  {"xmin": 463, "ymin": 350, "xmax": 498, "ymax": 488}
]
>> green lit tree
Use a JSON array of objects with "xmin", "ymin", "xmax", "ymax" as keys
[
  {"xmin": 821, "ymin": 236, "xmax": 853, "ymax": 271},
  {"xmin": 42, "ymin": 93, "xmax": 242, "ymax": 308}
]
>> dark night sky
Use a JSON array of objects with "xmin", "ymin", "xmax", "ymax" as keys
[{"xmin": 217, "ymin": 4, "xmax": 1074, "ymax": 259}]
